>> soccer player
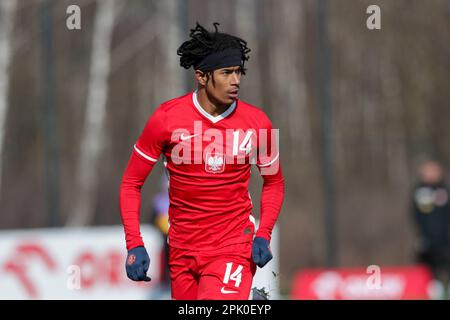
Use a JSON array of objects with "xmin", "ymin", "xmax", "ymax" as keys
[{"xmin": 119, "ymin": 22, "xmax": 285, "ymax": 300}]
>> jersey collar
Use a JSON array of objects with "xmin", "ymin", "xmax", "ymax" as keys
[{"xmin": 192, "ymin": 90, "xmax": 236, "ymax": 124}]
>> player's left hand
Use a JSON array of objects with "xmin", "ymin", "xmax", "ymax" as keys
[{"xmin": 252, "ymin": 237, "xmax": 273, "ymax": 268}]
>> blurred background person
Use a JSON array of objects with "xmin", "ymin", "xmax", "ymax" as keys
[
  {"xmin": 149, "ymin": 174, "xmax": 171, "ymax": 299},
  {"xmin": 411, "ymin": 159, "xmax": 450, "ymax": 298}
]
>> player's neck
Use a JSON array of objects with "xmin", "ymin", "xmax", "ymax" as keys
[{"xmin": 196, "ymin": 88, "xmax": 231, "ymax": 117}]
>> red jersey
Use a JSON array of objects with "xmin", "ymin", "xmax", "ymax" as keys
[{"xmin": 120, "ymin": 91, "xmax": 284, "ymax": 251}]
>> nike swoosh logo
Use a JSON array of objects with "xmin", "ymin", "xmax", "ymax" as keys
[
  {"xmin": 180, "ymin": 133, "xmax": 201, "ymax": 141},
  {"xmin": 221, "ymin": 287, "xmax": 239, "ymax": 294}
]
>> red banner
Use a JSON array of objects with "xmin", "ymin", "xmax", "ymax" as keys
[{"xmin": 291, "ymin": 265, "xmax": 433, "ymax": 300}]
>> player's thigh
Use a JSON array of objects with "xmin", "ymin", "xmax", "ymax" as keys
[
  {"xmin": 168, "ymin": 247, "xmax": 198, "ymax": 300},
  {"xmin": 197, "ymin": 243, "xmax": 256, "ymax": 300},
  {"xmin": 170, "ymin": 270, "xmax": 198, "ymax": 300}
]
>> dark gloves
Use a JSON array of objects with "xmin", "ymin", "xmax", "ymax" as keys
[
  {"xmin": 252, "ymin": 237, "xmax": 273, "ymax": 268},
  {"xmin": 125, "ymin": 246, "xmax": 151, "ymax": 281}
]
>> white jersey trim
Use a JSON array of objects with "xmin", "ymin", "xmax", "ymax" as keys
[
  {"xmin": 192, "ymin": 90, "xmax": 236, "ymax": 124},
  {"xmin": 257, "ymin": 153, "xmax": 279, "ymax": 167},
  {"xmin": 249, "ymin": 214, "xmax": 256, "ymax": 226},
  {"xmin": 134, "ymin": 144, "xmax": 158, "ymax": 162}
]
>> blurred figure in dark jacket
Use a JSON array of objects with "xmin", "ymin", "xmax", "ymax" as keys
[{"xmin": 412, "ymin": 159, "xmax": 450, "ymax": 293}]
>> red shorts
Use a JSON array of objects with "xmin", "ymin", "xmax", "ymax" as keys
[{"xmin": 168, "ymin": 241, "xmax": 256, "ymax": 300}]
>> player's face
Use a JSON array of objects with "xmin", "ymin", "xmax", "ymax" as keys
[{"xmin": 206, "ymin": 66, "xmax": 242, "ymax": 106}]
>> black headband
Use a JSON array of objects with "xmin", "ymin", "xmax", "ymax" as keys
[{"xmin": 194, "ymin": 49, "xmax": 244, "ymax": 72}]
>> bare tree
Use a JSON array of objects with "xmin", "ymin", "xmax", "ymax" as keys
[
  {"xmin": 154, "ymin": 0, "xmax": 184, "ymax": 100},
  {"xmin": 268, "ymin": 0, "xmax": 311, "ymax": 161},
  {"xmin": 234, "ymin": 0, "xmax": 262, "ymax": 105},
  {"xmin": 0, "ymin": 0, "xmax": 17, "ymax": 197},
  {"xmin": 68, "ymin": 0, "xmax": 117, "ymax": 226}
]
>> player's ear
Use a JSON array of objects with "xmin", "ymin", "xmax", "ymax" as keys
[{"xmin": 195, "ymin": 70, "xmax": 207, "ymax": 86}]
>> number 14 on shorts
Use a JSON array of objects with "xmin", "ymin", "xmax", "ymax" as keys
[{"xmin": 221, "ymin": 262, "xmax": 243, "ymax": 294}]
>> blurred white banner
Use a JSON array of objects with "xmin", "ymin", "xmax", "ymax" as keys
[
  {"xmin": 0, "ymin": 224, "xmax": 279, "ymax": 299},
  {"xmin": 0, "ymin": 225, "xmax": 162, "ymax": 299}
]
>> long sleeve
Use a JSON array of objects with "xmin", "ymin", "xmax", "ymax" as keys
[
  {"xmin": 255, "ymin": 111, "xmax": 285, "ymax": 242},
  {"xmin": 119, "ymin": 152, "xmax": 155, "ymax": 250},
  {"xmin": 256, "ymin": 164, "xmax": 285, "ymax": 242},
  {"xmin": 120, "ymin": 107, "xmax": 168, "ymax": 250}
]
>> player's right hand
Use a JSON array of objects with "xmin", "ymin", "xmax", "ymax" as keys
[{"xmin": 125, "ymin": 246, "xmax": 151, "ymax": 282}]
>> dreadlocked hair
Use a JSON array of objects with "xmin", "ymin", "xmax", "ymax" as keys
[{"xmin": 177, "ymin": 22, "xmax": 251, "ymax": 74}]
